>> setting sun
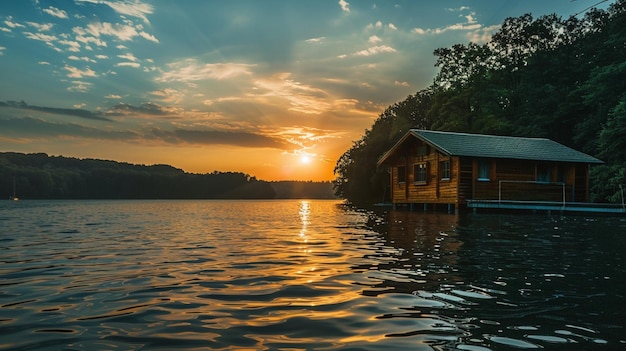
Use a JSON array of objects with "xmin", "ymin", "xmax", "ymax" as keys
[{"xmin": 300, "ymin": 155, "xmax": 312, "ymax": 164}]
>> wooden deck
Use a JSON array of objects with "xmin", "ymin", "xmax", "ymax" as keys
[{"xmin": 467, "ymin": 200, "xmax": 626, "ymax": 214}]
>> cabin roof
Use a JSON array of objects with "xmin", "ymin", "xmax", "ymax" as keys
[{"xmin": 378, "ymin": 129, "xmax": 603, "ymax": 165}]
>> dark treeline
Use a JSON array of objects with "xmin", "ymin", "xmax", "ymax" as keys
[
  {"xmin": 334, "ymin": 0, "xmax": 626, "ymax": 204},
  {"xmin": 0, "ymin": 152, "xmax": 334, "ymax": 200}
]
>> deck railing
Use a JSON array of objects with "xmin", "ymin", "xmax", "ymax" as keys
[{"xmin": 498, "ymin": 180, "xmax": 566, "ymax": 206}]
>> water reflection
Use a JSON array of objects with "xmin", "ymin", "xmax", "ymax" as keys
[
  {"xmin": 0, "ymin": 200, "xmax": 624, "ymax": 350},
  {"xmin": 367, "ymin": 209, "xmax": 626, "ymax": 350}
]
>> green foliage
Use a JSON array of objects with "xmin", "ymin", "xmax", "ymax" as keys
[
  {"xmin": 334, "ymin": 0, "xmax": 626, "ymax": 204},
  {"xmin": 333, "ymin": 90, "xmax": 434, "ymax": 204}
]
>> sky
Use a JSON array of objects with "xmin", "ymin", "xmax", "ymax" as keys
[{"xmin": 0, "ymin": 0, "xmax": 610, "ymax": 181}]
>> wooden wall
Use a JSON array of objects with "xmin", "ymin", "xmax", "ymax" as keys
[
  {"xmin": 387, "ymin": 138, "xmax": 591, "ymax": 204},
  {"xmin": 388, "ymin": 139, "xmax": 460, "ymax": 205}
]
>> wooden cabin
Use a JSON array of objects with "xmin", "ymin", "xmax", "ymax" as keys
[{"xmin": 377, "ymin": 130, "xmax": 603, "ymax": 211}]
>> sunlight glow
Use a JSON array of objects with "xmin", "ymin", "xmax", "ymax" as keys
[{"xmin": 300, "ymin": 155, "xmax": 312, "ymax": 164}]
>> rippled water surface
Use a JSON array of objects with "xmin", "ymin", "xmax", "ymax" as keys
[{"xmin": 1, "ymin": 200, "xmax": 625, "ymax": 350}]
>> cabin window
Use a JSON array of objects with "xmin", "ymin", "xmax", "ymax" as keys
[
  {"xmin": 478, "ymin": 159, "xmax": 491, "ymax": 181},
  {"xmin": 440, "ymin": 160, "xmax": 451, "ymax": 180},
  {"xmin": 413, "ymin": 163, "xmax": 428, "ymax": 185},
  {"xmin": 397, "ymin": 166, "xmax": 406, "ymax": 183},
  {"xmin": 537, "ymin": 165, "xmax": 551, "ymax": 183}
]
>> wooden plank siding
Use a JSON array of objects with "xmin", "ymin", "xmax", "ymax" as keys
[
  {"xmin": 387, "ymin": 139, "xmax": 461, "ymax": 205},
  {"xmin": 379, "ymin": 130, "xmax": 602, "ymax": 208},
  {"xmin": 388, "ymin": 146, "xmax": 591, "ymax": 205}
]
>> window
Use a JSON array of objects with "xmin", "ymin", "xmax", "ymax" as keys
[
  {"xmin": 440, "ymin": 160, "xmax": 451, "ymax": 180},
  {"xmin": 478, "ymin": 159, "xmax": 491, "ymax": 181},
  {"xmin": 537, "ymin": 165, "xmax": 551, "ymax": 183},
  {"xmin": 397, "ymin": 166, "xmax": 406, "ymax": 183},
  {"xmin": 414, "ymin": 163, "xmax": 428, "ymax": 184}
]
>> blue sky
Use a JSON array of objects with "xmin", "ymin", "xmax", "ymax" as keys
[{"xmin": 0, "ymin": 0, "xmax": 609, "ymax": 180}]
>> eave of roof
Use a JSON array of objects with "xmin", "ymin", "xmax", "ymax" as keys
[{"xmin": 378, "ymin": 129, "xmax": 603, "ymax": 165}]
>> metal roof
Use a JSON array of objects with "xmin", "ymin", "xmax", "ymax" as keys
[{"xmin": 378, "ymin": 129, "xmax": 603, "ymax": 165}]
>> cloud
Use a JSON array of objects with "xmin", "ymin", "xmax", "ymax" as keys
[
  {"xmin": 60, "ymin": 40, "xmax": 82, "ymax": 52},
  {"xmin": 23, "ymin": 31, "xmax": 58, "ymax": 43},
  {"xmin": 156, "ymin": 59, "xmax": 255, "ymax": 82},
  {"xmin": 69, "ymin": 55, "xmax": 96, "ymax": 63},
  {"xmin": 64, "ymin": 65, "xmax": 97, "ymax": 78},
  {"xmin": 26, "ymin": 21, "xmax": 54, "ymax": 31},
  {"xmin": 117, "ymin": 53, "xmax": 137, "ymax": 61},
  {"xmin": 306, "ymin": 37, "xmax": 325, "ymax": 43},
  {"xmin": 105, "ymin": 94, "xmax": 122, "ymax": 99},
  {"xmin": 394, "ymin": 81, "xmax": 410, "ymax": 87},
  {"xmin": 447, "ymin": 6, "xmax": 471, "ymax": 12},
  {"xmin": 74, "ymin": 22, "xmax": 158, "ymax": 43},
  {"xmin": 412, "ymin": 7, "xmax": 484, "ymax": 37},
  {"xmin": 150, "ymin": 128, "xmax": 291, "ymax": 149},
  {"xmin": 67, "ymin": 80, "xmax": 93, "ymax": 92},
  {"xmin": 368, "ymin": 35, "xmax": 382, "ymax": 44},
  {"xmin": 75, "ymin": 0, "xmax": 154, "ymax": 23},
  {"xmin": 338, "ymin": 0, "xmax": 350, "ymax": 13},
  {"xmin": 466, "ymin": 24, "xmax": 501, "ymax": 43},
  {"xmin": 0, "ymin": 46, "xmax": 5, "ymax": 56},
  {"xmin": 367, "ymin": 21, "xmax": 383, "ymax": 29},
  {"xmin": 353, "ymin": 45, "xmax": 396, "ymax": 56},
  {"xmin": 43, "ymin": 6, "xmax": 69, "ymax": 19},
  {"xmin": 116, "ymin": 61, "xmax": 141, "ymax": 68},
  {"xmin": 150, "ymin": 88, "xmax": 184, "ymax": 103},
  {"xmin": 251, "ymin": 73, "xmax": 361, "ymax": 115},
  {"xmin": 0, "ymin": 100, "xmax": 111, "ymax": 121},
  {"xmin": 108, "ymin": 102, "xmax": 172, "ymax": 116},
  {"xmin": 0, "ymin": 117, "xmax": 133, "ymax": 141},
  {"xmin": 4, "ymin": 17, "xmax": 25, "ymax": 29},
  {"xmin": 388, "ymin": 23, "xmax": 398, "ymax": 30}
]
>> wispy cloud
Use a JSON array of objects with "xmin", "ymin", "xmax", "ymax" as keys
[
  {"xmin": 26, "ymin": 22, "xmax": 54, "ymax": 31},
  {"xmin": 60, "ymin": 39, "xmax": 82, "ymax": 52},
  {"xmin": 3, "ymin": 17, "xmax": 25, "ymax": 29},
  {"xmin": 75, "ymin": 0, "xmax": 154, "ymax": 23},
  {"xmin": 43, "ymin": 6, "xmax": 69, "ymax": 19},
  {"xmin": 74, "ymin": 22, "xmax": 158, "ymax": 43},
  {"xmin": 0, "ymin": 100, "xmax": 111, "ymax": 121},
  {"xmin": 150, "ymin": 128, "xmax": 291, "ymax": 149},
  {"xmin": 0, "ymin": 117, "xmax": 133, "ymax": 140},
  {"xmin": 150, "ymin": 88, "xmax": 184, "ymax": 103},
  {"xmin": 115, "ymin": 61, "xmax": 140, "ymax": 68},
  {"xmin": 306, "ymin": 37, "xmax": 325, "ymax": 43},
  {"xmin": 338, "ymin": 0, "xmax": 350, "ymax": 13},
  {"xmin": 67, "ymin": 80, "xmax": 93, "ymax": 92},
  {"xmin": 353, "ymin": 45, "xmax": 396, "ymax": 56},
  {"xmin": 23, "ymin": 31, "xmax": 58, "ymax": 43},
  {"xmin": 64, "ymin": 65, "xmax": 97, "ymax": 78},
  {"xmin": 368, "ymin": 35, "xmax": 382, "ymax": 44},
  {"xmin": 156, "ymin": 59, "xmax": 255, "ymax": 82},
  {"xmin": 413, "ymin": 6, "xmax": 484, "ymax": 37}
]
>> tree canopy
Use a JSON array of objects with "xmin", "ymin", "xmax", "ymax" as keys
[
  {"xmin": 0, "ymin": 152, "xmax": 335, "ymax": 200},
  {"xmin": 334, "ymin": 0, "xmax": 626, "ymax": 204}
]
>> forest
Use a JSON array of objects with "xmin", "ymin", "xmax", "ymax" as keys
[
  {"xmin": 0, "ymin": 152, "xmax": 335, "ymax": 200},
  {"xmin": 334, "ymin": 0, "xmax": 626, "ymax": 205}
]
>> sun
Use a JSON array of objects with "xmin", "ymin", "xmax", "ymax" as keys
[{"xmin": 300, "ymin": 155, "xmax": 312, "ymax": 164}]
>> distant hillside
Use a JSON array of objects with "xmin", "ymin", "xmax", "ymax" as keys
[{"xmin": 0, "ymin": 152, "xmax": 335, "ymax": 200}]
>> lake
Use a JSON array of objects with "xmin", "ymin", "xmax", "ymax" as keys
[{"xmin": 1, "ymin": 200, "xmax": 625, "ymax": 350}]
